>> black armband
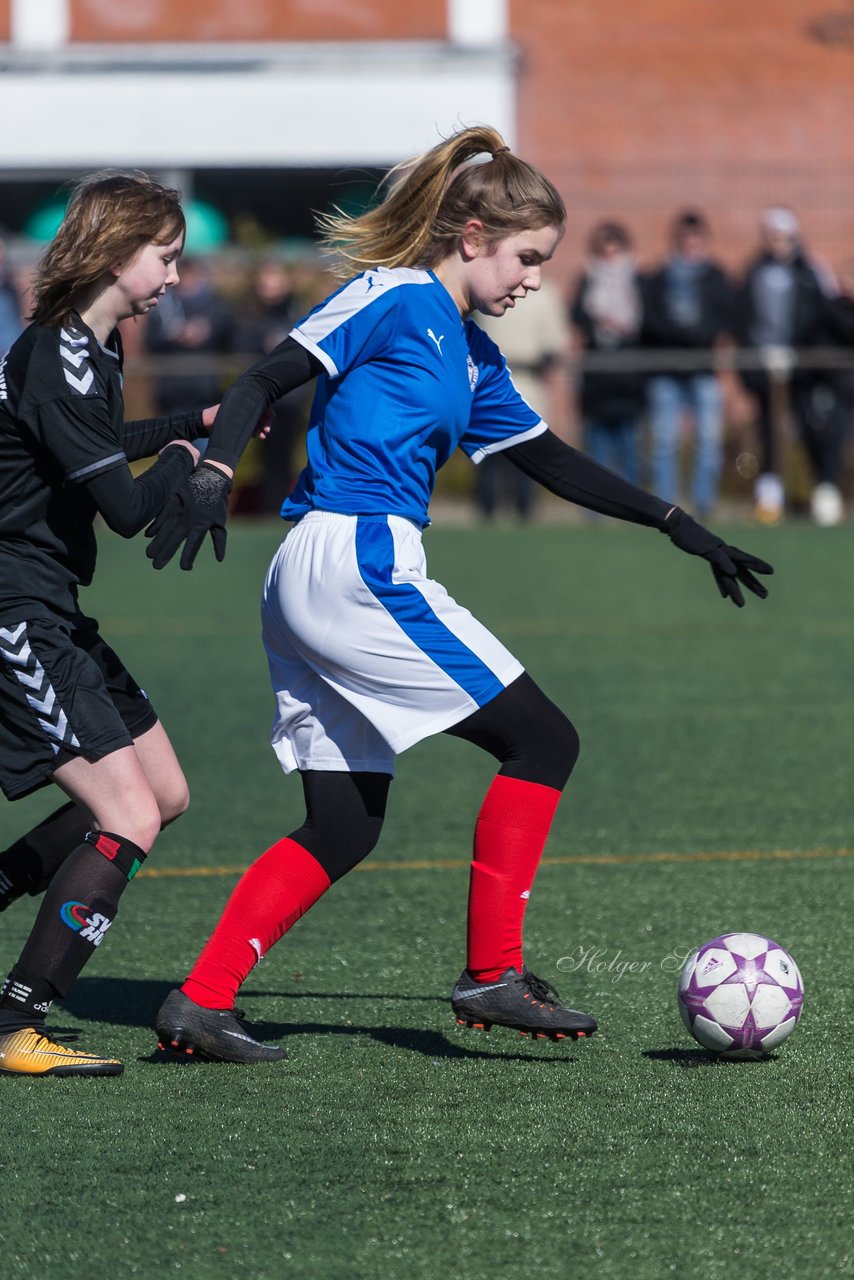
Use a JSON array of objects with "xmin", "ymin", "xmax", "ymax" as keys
[{"xmin": 505, "ymin": 430, "xmax": 673, "ymax": 529}]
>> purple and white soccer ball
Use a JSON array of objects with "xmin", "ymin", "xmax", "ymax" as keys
[{"xmin": 677, "ymin": 932, "xmax": 804, "ymax": 1059}]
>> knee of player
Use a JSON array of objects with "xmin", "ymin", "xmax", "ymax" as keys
[
  {"xmin": 158, "ymin": 778, "xmax": 190, "ymax": 827},
  {"xmin": 330, "ymin": 816, "xmax": 386, "ymax": 878},
  {"xmin": 122, "ymin": 794, "xmax": 163, "ymax": 853},
  {"xmin": 295, "ymin": 813, "xmax": 386, "ymax": 883},
  {"xmin": 548, "ymin": 708, "xmax": 581, "ymax": 782},
  {"xmin": 354, "ymin": 815, "xmax": 385, "ymax": 861},
  {"xmin": 563, "ymin": 713, "xmax": 581, "ymax": 765}
]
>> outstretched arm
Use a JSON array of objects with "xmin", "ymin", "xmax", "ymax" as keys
[
  {"xmin": 506, "ymin": 430, "xmax": 773, "ymax": 606},
  {"xmin": 146, "ymin": 338, "xmax": 322, "ymax": 570}
]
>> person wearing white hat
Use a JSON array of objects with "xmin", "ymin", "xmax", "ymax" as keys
[{"xmin": 735, "ymin": 207, "xmax": 839, "ymax": 524}]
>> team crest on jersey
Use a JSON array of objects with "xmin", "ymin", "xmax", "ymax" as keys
[
  {"xmin": 467, "ymin": 354, "xmax": 479, "ymax": 392},
  {"xmin": 59, "ymin": 327, "xmax": 95, "ymax": 395}
]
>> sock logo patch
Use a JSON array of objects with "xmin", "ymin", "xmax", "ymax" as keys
[
  {"xmin": 93, "ymin": 834, "xmax": 121, "ymax": 861},
  {"xmin": 59, "ymin": 901, "xmax": 113, "ymax": 946}
]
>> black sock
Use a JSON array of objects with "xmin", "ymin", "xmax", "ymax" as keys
[
  {"xmin": 0, "ymin": 973, "xmax": 57, "ymax": 1033},
  {"xmin": 0, "ymin": 802, "xmax": 92, "ymax": 911},
  {"xmin": 0, "ymin": 829, "xmax": 147, "ymax": 1028}
]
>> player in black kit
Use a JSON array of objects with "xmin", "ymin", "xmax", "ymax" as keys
[{"xmin": 0, "ymin": 173, "xmax": 216, "ymax": 1076}]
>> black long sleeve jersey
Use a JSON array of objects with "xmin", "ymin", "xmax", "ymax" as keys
[{"xmin": 0, "ymin": 315, "xmax": 202, "ymax": 618}]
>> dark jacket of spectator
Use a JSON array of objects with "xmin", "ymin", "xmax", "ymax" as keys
[
  {"xmin": 144, "ymin": 259, "xmax": 235, "ymax": 415},
  {"xmin": 733, "ymin": 251, "xmax": 829, "ymax": 357},
  {"xmin": 824, "ymin": 289, "xmax": 854, "ymax": 400},
  {"xmin": 571, "ymin": 272, "xmax": 646, "ymax": 424},
  {"xmin": 639, "ymin": 261, "xmax": 733, "ymax": 376},
  {"xmin": 570, "ymin": 222, "xmax": 646, "ymax": 425}
]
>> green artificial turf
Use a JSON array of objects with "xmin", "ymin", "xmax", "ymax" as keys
[{"xmin": 1, "ymin": 520, "xmax": 851, "ymax": 1279}]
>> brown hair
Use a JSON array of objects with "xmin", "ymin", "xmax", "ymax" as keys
[
  {"xmin": 31, "ymin": 171, "xmax": 185, "ymax": 327},
  {"xmin": 318, "ymin": 125, "xmax": 565, "ymax": 278},
  {"xmin": 588, "ymin": 220, "xmax": 634, "ymax": 256}
]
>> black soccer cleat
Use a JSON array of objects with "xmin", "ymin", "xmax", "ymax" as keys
[
  {"xmin": 451, "ymin": 965, "xmax": 597, "ymax": 1041},
  {"xmin": 155, "ymin": 989, "xmax": 287, "ymax": 1064}
]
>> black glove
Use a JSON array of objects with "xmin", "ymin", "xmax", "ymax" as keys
[
  {"xmin": 664, "ymin": 508, "xmax": 774, "ymax": 607},
  {"xmin": 145, "ymin": 462, "xmax": 233, "ymax": 571}
]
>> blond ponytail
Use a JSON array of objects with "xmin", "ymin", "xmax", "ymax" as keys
[{"xmin": 318, "ymin": 126, "xmax": 565, "ymax": 278}]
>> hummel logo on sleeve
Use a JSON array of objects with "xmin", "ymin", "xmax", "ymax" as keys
[{"xmin": 59, "ymin": 327, "xmax": 95, "ymax": 395}]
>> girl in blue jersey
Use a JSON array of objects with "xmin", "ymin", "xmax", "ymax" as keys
[{"xmin": 150, "ymin": 126, "xmax": 773, "ymax": 1064}]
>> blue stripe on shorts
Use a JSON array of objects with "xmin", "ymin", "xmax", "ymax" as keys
[{"xmin": 355, "ymin": 517, "xmax": 504, "ymax": 707}]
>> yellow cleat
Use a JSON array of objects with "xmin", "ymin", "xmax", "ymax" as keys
[{"xmin": 0, "ymin": 1027, "xmax": 123, "ymax": 1077}]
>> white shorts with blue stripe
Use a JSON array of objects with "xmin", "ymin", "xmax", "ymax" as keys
[{"xmin": 261, "ymin": 511, "xmax": 524, "ymax": 775}]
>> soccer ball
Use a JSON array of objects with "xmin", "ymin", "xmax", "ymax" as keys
[{"xmin": 677, "ymin": 932, "xmax": 804, "ymax": 1059}]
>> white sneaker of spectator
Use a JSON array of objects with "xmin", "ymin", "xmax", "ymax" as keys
[
  {"xmin": 810, "ymin": 482, "xmax": 843, "ymax": 527},
  {"xmin": 755, "ymin": 473, "xmax": 784, "ymax": 525}
]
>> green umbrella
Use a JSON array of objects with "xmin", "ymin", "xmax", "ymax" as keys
[
  {"xmin": 184, "ymin": 199, "xmax": 229, "ymax": 253},
  {"xmin": 23, "ymin": 199, "xmax": 68, "ymax": 242},
  {"xmin": 23, "ymin": 195, "xmax": 229, "ymax": 251}
]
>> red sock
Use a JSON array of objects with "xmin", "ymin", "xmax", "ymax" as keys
[
  {"xmin": 182, "ymin": 838, "xmax": 331, "ymax": 1009},
  {"xmin": 466, "ymin": 774, "xmax": 562, "ymax": 982}
]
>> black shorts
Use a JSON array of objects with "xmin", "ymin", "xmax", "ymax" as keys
[{"xmin": 0, "ymin": 609, "xmax": 158, "ymax": 801}]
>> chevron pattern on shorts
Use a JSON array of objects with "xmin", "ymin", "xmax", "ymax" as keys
[
  {"xmin": 0, "ymin": 622, "xmax": 80, "ymax": 753},
  {"xmin": 59, "ymin": 326, "xmax": 95, "ymax": 396}
]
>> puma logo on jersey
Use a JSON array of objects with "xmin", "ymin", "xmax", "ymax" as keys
[
  {"xmin": 427, "ymin": 328, "xmax": 445, "ymax": 354},
  {"xmin": 60, "ymin": 327, "xmax": 95, "ymax": 395}
]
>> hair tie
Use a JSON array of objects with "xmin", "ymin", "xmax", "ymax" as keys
[{"xmin": 492, "ymin": 146, "xmax": 511, "ymax": 157}]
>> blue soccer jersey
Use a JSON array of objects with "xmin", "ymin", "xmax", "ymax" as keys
[{"xmin": 284, "ymin": 267, "xmax": 547, "ymax": 526}]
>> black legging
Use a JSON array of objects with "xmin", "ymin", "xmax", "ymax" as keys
[
  {"xmin": 446, "ymin": 671, "xmax": 579, "ymax": 789},
  {"xmin": 743, "ymin": 369, "xmax": 847, "ymax": 484},
  {"xmin": 288, "ymin": 673, "xmax": 579, "ymax": 882}
]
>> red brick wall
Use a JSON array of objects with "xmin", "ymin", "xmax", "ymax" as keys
[
  {"xmin": 8, "ymin": 0, "xmax": 854, "ymax": 284},
  {"xmin": 70, "ymin": 0, "xmax": 443, "ymax": 42},
  {"xmin": 512, "ymin": 0, "xmax": 854, "ymax": 284}
]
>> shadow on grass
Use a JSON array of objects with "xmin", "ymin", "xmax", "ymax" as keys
[
  {"xmin": 60, "ymin": 977, "xmax": 580, "ymax": 1065},
  {"xmin": 61, "ymin": 977, "xmax": 445, "ymax": 1027},
  {"xmin": 147, "ymin": 1024, "xmax": 575, "ymax": 1067},
  {"xmin": 644, "ymin": 1047, "xmax": 778, "ymax": 1067}
]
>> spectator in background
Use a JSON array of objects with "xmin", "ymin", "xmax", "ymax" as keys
[
  {"xmin": 475, "ymin": 277, "xmax": 571, "ymax": 519},
  {"xmin": 819, "ymin": 258, "xmax": 854, "ymax": 524},
  {"xmin": 735, "ymin": 207, "xmax": 841, "ymax": 525},
  {"xmin": 0, "ymin": 232, "xmax": 23, "ymax": 357},
  {"xmin": 570, "ymin": 220, "xmax": 644, "ymax": 484},
  {"xmin": 144, "ymin": 256, "xmax": 235, "ymax": 417},
  {"xmin": 234, "ymin": 258, "xmax": 311, "ymax": 514},
  {"xmin": 641, "ymin": 210, "xmax": 733, "ymax": 519}
]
